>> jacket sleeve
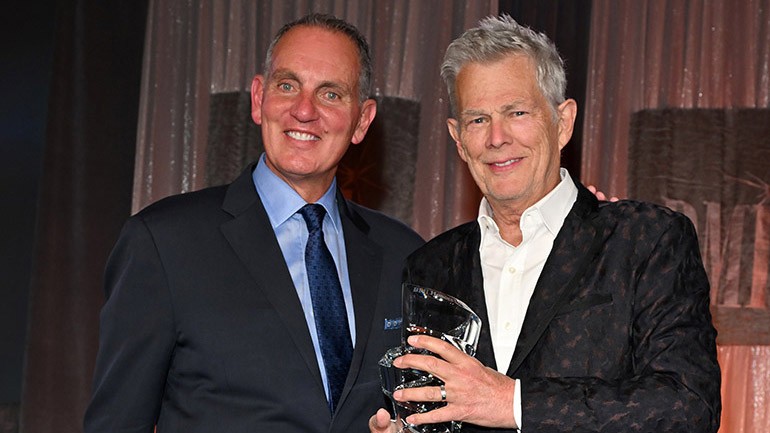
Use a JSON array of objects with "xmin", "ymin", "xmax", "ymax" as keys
[{"xmin": 84, "ymin": 216, "xmax": 175, "ymax": 433}]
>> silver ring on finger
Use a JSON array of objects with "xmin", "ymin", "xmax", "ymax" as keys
[{"xmin": 440, "ymin": 383, "xmax": 447, "ymax": 402}]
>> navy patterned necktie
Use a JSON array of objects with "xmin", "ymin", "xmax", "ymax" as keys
[{"xmin": 298, "ymin": 203, "xmax": 353, "ymax": 413}]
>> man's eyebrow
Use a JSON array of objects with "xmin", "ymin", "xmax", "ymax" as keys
[
  {"xmin": 318, "ymin": 80, "xmax": 352, "ymax": 95},
  {"xmin": 268, "ymin": 70, "xmax": 353, "ymax": 95},
  {"xmin": 268, "ymin": 69, "xmax": 299, "ymax": 82},
  {"xmin": 460, "ymin": 109, "xmax": 489, "ymax": 117},
  {"xmin": 499, "ymin": 100, "xmax": 527, "ymax": 112}
]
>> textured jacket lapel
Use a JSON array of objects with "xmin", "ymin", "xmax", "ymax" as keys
[
  {"xmin": 219, "ymin": 165, "xmax": 327, "ymax": 399},
  {"xmin": 506, "ymin": 183, "xmax": 604, "ymax": 376}
]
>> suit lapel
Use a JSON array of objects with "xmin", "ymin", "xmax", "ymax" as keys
[
  {"xmin": 219, "ymin": 166, "xmax": 326, "ymax": 397},
  {"xmin": 334, "ymin": 194, "xmax": 382, "ymax": 409},
  {"xmin": 506, "ymin": 183, "xmax": 604, "ymax": 376}
]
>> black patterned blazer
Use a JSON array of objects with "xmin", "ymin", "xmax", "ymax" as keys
[
  {"xmin": 404, "ymin": 180, "xmax": 721, "ymax": 433},
  {"xmin": 84, "ymin": 163, "xmax": 424, "ymax": 433}
]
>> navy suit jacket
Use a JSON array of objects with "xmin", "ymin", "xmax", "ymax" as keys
[
  {"xmin": 404, "ymin": 181, "xmax": 721, "ymax": 432},
  {"xmin": 84, "ymin": 164, "xmax": 424, "ymax": 433}
]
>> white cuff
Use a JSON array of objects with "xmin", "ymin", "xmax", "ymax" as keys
[{"xmin": 513, "ymin": 378, "xmax": 522, "ymax": 430}]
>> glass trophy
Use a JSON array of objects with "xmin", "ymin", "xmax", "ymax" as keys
[{"xmin": 379, "ymin": 283, "xmax": 482, "ymax": 433}]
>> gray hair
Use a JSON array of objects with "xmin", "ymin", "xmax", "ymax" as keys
[
  {"xmin": 441, "ymin": 15, "xmax": 567, "ymax": 116},
  {"xmin": 264, "ymin": 13, "xmax": 373, "ymax": 102}
]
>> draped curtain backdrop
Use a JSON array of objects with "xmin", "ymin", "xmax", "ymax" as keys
[
  {"xmin": 128, "ymin": 0, "xmax": 770, "ymax": 431},
  {"xmin": 583, "ymin": 1, "xmax": 770, "ymax": 431},
  {"xmin": 20, "ymin": 1, "xmax": 148, "ymax": 432},
  {"xmin": 20, "ymin": 1, "xmax": 769, "ymax": 433},
  {"xmin": 133, "ymin": 0, "xmax": 497, "ymax": 239}
]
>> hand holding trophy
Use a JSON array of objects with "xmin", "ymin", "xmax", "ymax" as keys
[{"xmin": 379, "ymin": 284, "xmax": 482, "ymax": 433}]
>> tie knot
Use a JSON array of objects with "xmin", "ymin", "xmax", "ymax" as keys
[{"xmin": 299, "ymin": 203, "xmax": 326, "ymax": 232}]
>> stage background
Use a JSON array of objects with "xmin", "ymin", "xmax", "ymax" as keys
[{"xmin": 5, "ymin": 1, "xmax": 768, "ymax": 432}]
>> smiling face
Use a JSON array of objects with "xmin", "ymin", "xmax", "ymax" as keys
[
  {"xmin": 251, "ymin": 25, "xmax": 376, "ymax": 201},
  {"xmin": 447, "ymin": 54, "xmax": 576, "ymax": 215}
]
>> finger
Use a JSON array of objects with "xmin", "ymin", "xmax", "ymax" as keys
[
  {"xmin": 587, "ymin": 184, "xmax": 620, "ymax": 202},
  {"xmin": 393, "ymin": 351, "xmax": 449, "ymax": 380},
  {"xmin": 394, "ymin": 384, "xmax": 446, "ymax": 404},
  {"xmin": 406, "ymin": 334, "xmax": 469, "ymax": 364},
  {"xmin": 368, "ymin": 408, "xmax": 396, "ymax": 433},
  {"xmin": 404, "ymin": 403, "xmax": 455, "ymax": 426}
]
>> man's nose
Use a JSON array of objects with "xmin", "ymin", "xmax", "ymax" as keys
[
  {"xmin": 488, "ymin": 118, "xmax": 510, "ymax": 148},
  {"xmin": 290, "ymin": 91, "xmax": 320, "ymax": 122}
]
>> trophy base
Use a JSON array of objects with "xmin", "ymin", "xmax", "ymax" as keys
[{"xmin": 379, "ymin": 346, "xmax": 462, "ymax": 433}]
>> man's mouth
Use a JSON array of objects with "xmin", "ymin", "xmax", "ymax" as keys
[
  {"xmin": 285, "ymin": 130, "xmax": 320, "ymax": 141},
  {"xmin": 492, "ymin": 158, "xmax": 522, "ymax": 168}
]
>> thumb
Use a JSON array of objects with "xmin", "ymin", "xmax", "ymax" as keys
[{"xmin": 368, "ymin": 408, "xmax": 395, "ymax": 432}]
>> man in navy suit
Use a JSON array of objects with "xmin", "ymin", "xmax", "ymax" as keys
[
  {"xmin": 84, "ymin": 13, "xmax": 424, "ymax": 433},
  {"xmin": 371, "ymin": 15, "xmax": 720, "ymax": 433}
]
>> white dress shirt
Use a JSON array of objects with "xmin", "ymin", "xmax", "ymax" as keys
[{"xmin": 476, "ymin": 168, "xmax": 577, "ymax": 429}]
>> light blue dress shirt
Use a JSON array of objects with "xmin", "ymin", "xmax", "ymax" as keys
[{"xmin": 252, "ymin": 153, "xmax": 356, "ymax": 402}]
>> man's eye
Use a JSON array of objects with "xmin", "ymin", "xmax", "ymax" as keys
[
  {"xmin": 325, "ymin": 92, "xmax": 339, "ymax": 100},
  {"xmin": 279, "ymin": 83, "xmax": 293, "ymax": 91},
  {"xmin": 511, "ymin": 111, "xmax": 527, "ymax": 117},
  {"xmin": 467, "ymin": 117, "xmax": 486, "ymax": 126}
]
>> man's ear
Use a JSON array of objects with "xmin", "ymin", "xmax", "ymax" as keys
[
  {"xmin": 250, "ymin": 74, "xmax": 265, "ymax": 125},
  {"xmin": 351, "ymin": 98, "xmax": 377, "ymax": 145},
  {"xmin": 557, "ymin": 98, "xmax": 577, "ymax": 151},
  {"xmin": 447, "ymin": 118, "xmax": 467, "ymax": 163}
]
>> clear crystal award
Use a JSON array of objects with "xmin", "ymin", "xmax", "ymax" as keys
[{"xmin": 379, "ymin": 283, "xmax": 482, "ymax": 433}]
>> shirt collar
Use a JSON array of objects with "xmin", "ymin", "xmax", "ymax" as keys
[
  {"xmin": 477, "ymin": 168, "xmax": 578, "ymax": 242},
  {"xmin": 252, "ymin": 153, "xmax": 342, "ymax": 232}
]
